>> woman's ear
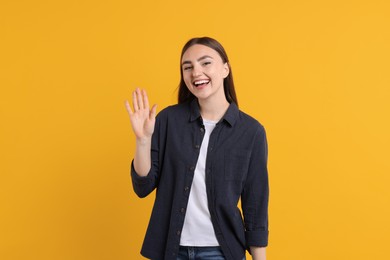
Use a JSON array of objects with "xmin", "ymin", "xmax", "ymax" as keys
[{"xmin": 223, "ymin": 62, "xmax": 230, "ymax": 78}]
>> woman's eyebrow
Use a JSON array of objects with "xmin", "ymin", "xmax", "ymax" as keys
[
  {"xmin": 198, "ymin": 55, "xmax": 213, "ymax": 61},
  {"xmin": 182, "ymin": 55, "xmax": 213, "ymax": 65}
]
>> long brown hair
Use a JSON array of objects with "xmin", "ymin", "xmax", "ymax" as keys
[{"xmin": 178, "ymin": 37, "xmax": 238, "ymax": 107}]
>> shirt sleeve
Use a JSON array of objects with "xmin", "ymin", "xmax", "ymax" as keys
[
  {"xmin": 130, "ymin": 114, "xmax": 162, "ymax": 198},
  {"xmin": 241, "ymin": 124, "xmax": 269, "ymax": 248}
]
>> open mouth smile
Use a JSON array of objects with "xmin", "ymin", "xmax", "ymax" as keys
[{"xmin": 193, "ymin": 79, "xmax": 210, "ymax": 88}]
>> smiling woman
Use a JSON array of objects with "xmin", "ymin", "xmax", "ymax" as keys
[
  {"xmin": 180, "ymin": 44, "xmax": 230, "ymax": 118},
  {"xmin": 125, "ymin": 37, "xmax": 269, "ymax": 260},
  {"xmin": 178, "ymin": 37, "xmax": 238, "ymax": 108}
]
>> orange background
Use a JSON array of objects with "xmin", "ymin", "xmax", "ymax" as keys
[{"xmin": 1, "ymin": 0, "xmax": 390, "ymax": 259}]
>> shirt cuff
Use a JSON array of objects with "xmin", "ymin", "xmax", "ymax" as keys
[
  {"xmin": 131, "ymin": 161, "xmax": 153, "ymax": 185},
  {"xmin": 245, "ymin": 230, "xmax": 269, "ymax": 248}
]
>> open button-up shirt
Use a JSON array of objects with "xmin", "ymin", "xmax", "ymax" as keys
[{"xmin": 131, "ymin": 99, "xmax": 269, "ymax": 260}]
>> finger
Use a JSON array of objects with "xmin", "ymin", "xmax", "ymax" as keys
[
  {"xmin": 142, "ymin": 89, "xmax": 150, "ymax": 109},
  {"xmin": 149, "ymin": 104, "xmax": 157, "ymax": 120},
  {"xmin": 136, "ymin": 88, "xmax": 144, "ymax": 110},
  {"xmin": 124, "ymin": 100, "xmax": 133, "ymax": 115},
  {"xmin": 132, "ymin": 90, "xmax": 139, "ymax": 111}
]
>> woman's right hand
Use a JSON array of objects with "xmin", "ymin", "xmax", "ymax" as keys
[{"xmin": 125, "ymin": 88, "xmax": 157, "ymax": 141}]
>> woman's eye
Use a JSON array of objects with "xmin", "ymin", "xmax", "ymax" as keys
[
  {"xmin": 203, "ymin": 62, "xmax": 211, "ymax": 66},
  {"xmin": 183, "ymin": 66, "xmax": 192, "ymax": 71}
]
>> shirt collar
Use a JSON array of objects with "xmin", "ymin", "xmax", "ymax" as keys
[{"xmin": 189, "ymin": 99, "xmax": 239, "ymax": 127}]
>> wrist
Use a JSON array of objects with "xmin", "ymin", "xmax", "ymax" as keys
[{"xmin": 136, "ymin": 136, "xmax": 152, "ymax": 146}]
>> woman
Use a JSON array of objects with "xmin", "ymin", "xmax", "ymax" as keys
[{"xmin": 125, "ymin": 37, "xmax": 269, "ymax": 260}]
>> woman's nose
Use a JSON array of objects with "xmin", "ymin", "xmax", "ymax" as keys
[{"xmin": 192, "ymin": 65, "xmax": 202, "ymax": 77}]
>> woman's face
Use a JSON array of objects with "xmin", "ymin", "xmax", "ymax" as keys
[{"xmin": 181, "ymin": 44, "xmax": 229, "ymax": 103}]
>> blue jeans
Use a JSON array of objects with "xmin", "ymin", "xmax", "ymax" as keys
[
  {"xmin": 177, "ymin": 246, "xmax": 225, "ymax": 260},
  {"xmin": 176, "ymin": 246, "xmax": 246, "ymax": 260}
]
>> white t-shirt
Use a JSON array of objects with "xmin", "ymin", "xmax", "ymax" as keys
[{"xmin": 180, "ymin": 119, "xmax": 219, "ymax": 246}]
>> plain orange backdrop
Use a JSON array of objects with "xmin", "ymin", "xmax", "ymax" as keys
[{"xmin": 1, "ymin": 0, "xmax": 390, "ymax": 259}]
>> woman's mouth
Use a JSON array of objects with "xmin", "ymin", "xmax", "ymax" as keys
[{"xmin": 193, "ymin": 79, "xmax": 210, "ymax": 88}]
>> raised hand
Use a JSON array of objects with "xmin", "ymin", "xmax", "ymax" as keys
[{"xmin": 125, "ymin": 88, "xmax": 157, "ymax": 141}]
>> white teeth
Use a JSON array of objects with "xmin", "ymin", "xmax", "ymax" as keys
[{"xmin": 194, "ymin": 80, "xmax": 209, "ymax": 86}]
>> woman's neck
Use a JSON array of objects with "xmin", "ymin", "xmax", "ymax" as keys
[{"xmin": 198, "ymin": 97, "xmax": 230, "ymax": 122}]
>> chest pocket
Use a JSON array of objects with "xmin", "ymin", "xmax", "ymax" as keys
[{"xmin": 224, "ymin": 149, "xmax": 251, "ymax": 181}]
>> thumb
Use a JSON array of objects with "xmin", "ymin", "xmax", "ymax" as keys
[{"xmin": 149, "ymin": 104, "xmax": 157, "ymax": 119}]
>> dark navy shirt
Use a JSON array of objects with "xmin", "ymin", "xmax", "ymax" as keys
[{"xmin": 131, "ymin": 99, "xmax": 269, "ymax": 260}]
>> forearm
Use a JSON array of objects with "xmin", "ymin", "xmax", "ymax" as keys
[
  {"xmin": 133, "ymin": 137, "xmax": 152, "ymax": 176},
  {"xmin": 250, "ymin": 247, "xmax": 266, "ymax": 260}
]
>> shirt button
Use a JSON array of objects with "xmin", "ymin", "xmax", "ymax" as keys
[
  {"xmin": 195, "ymin": 144, "xmax": 200, "ymax": 149},
  {"xmin": 200, "ymin": 128, "xmax": 204, "ymax": 132},
  {"xmin": 189, "ymin": 166, "xmax": 195, "ymax": 171},
  {"xmin": 176, "ymin": 230, "xmax": 181, "ymax": 236},
  {"xmin": 180, "ymin": 207, "xmax": 185, "ymax": 213},
  {"xmin": 184, "ymin": 186, "xmax": 189, "ymax": 191}
]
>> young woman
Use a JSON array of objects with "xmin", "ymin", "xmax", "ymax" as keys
[{"xmin": 125, "ymin": 37, "xmax": 269, "ymax": 260}]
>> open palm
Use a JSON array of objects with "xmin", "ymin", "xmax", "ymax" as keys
[{"xmin": 125, "ymin": 88, "xmax": 157, "ymax": 140}]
